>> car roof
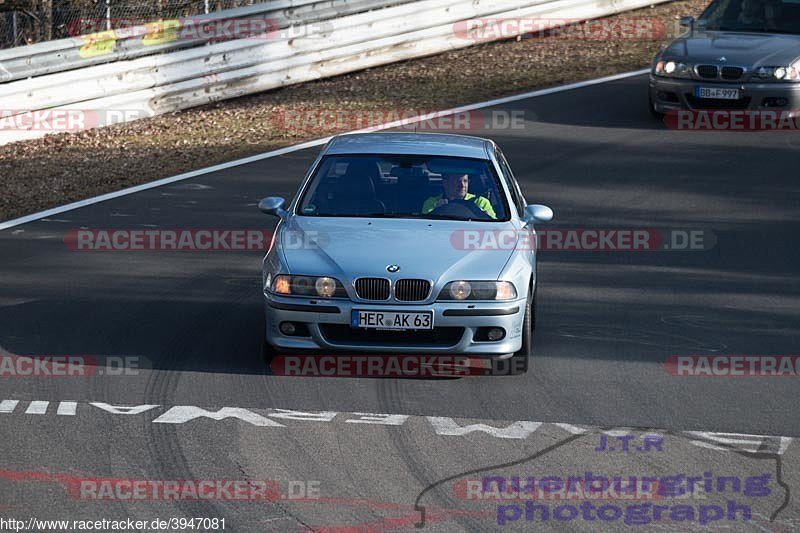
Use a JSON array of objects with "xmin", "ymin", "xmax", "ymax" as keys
[{"xmin": 324, "ymin": 132, "xmax": 492, "ymax": 159}]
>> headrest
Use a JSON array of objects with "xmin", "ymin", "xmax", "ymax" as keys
[{"xmin": 336, "ymin": 172, "xmax": 376, "ymax": 197}]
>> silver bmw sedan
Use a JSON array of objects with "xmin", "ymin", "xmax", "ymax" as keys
[{"xmin": 258, "ymin": 132, "xmax": 553, "ymax": 374}]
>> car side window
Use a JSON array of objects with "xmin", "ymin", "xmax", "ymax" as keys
[{"xmin": 496, "ymin": 149, "xmax": 526, "ymax": 216}]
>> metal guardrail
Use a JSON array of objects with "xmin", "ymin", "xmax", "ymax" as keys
[
  {"xmin": 0, "ymin": 0, "xmax": 406, "ymax": 110},
  {"xmin": 0, "ymin": 0, "xmax": 671, "ymax": 145},
  {"xmin": 0, "ymin": 0, "xmax": 411, "ymax": 82}
]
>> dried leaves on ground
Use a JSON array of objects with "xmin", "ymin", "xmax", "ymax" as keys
[{"xmin": 0, "ymin": 0, "xmax": 709, "ymax": 221}]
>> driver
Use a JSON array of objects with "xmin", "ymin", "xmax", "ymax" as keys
[
  {"xmin": 421, "ymin": 173, "xmax": 496, "ymax": 219},
  {"xmin": 737, "ymin": 0, "xmax": 769, "ymax": 28}
]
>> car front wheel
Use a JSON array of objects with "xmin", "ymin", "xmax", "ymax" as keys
[
  {"xmin": 262, "ymin": 322, "xmax": 276, "ymax": 362},
  {"xmin": 495, "ymin": 286, "xmax": 532, "ymax": 375},
  {"xmin": 649, "ymin": 93, "xmax": 665, "ymax": 119}
]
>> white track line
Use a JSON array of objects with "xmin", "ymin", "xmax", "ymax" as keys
[{"xmin": 0, "ymin": 69, "xmax": 648, "ymax": 232}]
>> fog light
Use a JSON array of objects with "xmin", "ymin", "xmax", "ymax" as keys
[
  {"xmin": 279, "ymin": 322, "xmax": 296, "ymax": 335},
  {"xmin": 474, "ymin": 327, "xmax": 506, "ymax": 342},
  {"xmin": 658, "ymin": 91, "xmax": 679, "ymax": 103},
  {"xmin": 487, "ymin": 328, "xmax": 504, "ymax": 341},
  {"xmin": 763, "ymin": 97, "xmax": 789, "ymax": 108}
]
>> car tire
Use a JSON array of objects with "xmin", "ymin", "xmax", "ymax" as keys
[
  {"xmin": 261, "ymin": 322, "xmax": 276, "ymax": 363},
  {"xmin": 501, "ymin": 286, "xmax": 532, "ymax": 375},
  {"xmin": 649, "ymin": 94, "xmax": 665, "ymax": 119}
]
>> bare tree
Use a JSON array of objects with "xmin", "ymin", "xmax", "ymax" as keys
[{"xmin": 41, "ymin": 0, "xmax": 50, "ymax": 39}]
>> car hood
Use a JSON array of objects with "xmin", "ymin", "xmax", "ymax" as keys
[
  {"xmin": 278, "ymin": 216, "xmax": 519, "ymax": 284},
  {"xmin": 662, "ymin": 30, "xmax": 800, "ymax": 66}
]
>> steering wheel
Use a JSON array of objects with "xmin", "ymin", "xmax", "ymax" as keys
[{"xmin": 431, "ymin": 198, "xmax": 491, "ymax": 219}]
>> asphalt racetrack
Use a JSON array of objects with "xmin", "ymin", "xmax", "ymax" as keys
[{"xmin": 1, "ymin": 73, "xmax": 799, "ymax": 531}]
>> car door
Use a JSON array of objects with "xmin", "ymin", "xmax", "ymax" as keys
[{"xmin": 495, "ymin": 147, "xmax": 537, "ymax": 270}]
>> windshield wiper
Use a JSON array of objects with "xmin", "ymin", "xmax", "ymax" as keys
[
  {"xmin": 424, "ymin": 214, "xmax": 483, "ymax": 221},
  {"xmin": 304, "ymin": 212, "xmax": 428, "ymax": 218},
  {"xmin": 360, "ymin": 213, "xmax": 426, "ymax": 218},
  {"xmin": 302, "ymin": 212, "xmax": 487, "ymax": 221}
]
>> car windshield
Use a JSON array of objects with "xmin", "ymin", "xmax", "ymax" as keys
[
  {"xmin": 296, "ymin": 154, "xmax": 510, "ymax": 221},
  {"xmin": 699, "ymin": 0, "xmax": 800, "ymax": 33}
]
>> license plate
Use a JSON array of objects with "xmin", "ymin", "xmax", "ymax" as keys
[
  {"xmin": 351, "ymin": 310, "xmax": 433, "ymax": 330},
  {"xmin": 695, "ymin": 87, "xmax": 740, "ymax": 100}
]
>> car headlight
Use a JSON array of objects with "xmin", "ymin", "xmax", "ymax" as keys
[
  {"xmin": 654, "ymin": 60, "xmax": 692, "ymax": 79},
  {"xmin": 755, "ymin": 66, "xmax": 800, "ymax": 81},
  {"xmin": 270, "ymin": 275, "xmax": 346, "ymax": 298},
  {"xmin": 438, "ymin": 281, "xmax": 517, "ymax": 301}
]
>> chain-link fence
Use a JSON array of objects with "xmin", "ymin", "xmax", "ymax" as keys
[{"xmin": 0, "ymin": 0, "xmax": 267, "ymax": 49}]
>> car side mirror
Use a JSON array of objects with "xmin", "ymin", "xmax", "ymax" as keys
[
  {"xmin": 680, "ymin": 15, "xmax": 694, "ymax": 30},
  {"xmin": 258, "ymin": 196, "xmax": 287, "ymax": 218},
  {"xmin": 524, "ymin": 204, "xmax": 553, "ymax": 224}
]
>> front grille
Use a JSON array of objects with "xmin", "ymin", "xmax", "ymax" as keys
[
  {"xmin": 395, "ymin": 279, "xmax": 431, "ymax": 301},
  {"xmin": 721, "ymin": 66, "xmax": 744, "ymax": 80},
  {"xmin": 686, "ymin": 94, "xmax": 751, "ymax": 110},
  {"xmin": 354, "ymin": 278, "xmax": 390, "ymax": 300},
  {"xmin": 696, "ymin": 65, "xmax": 718, "ymax": 79},
  {"xmin": 320, "ymin": 325, "xmax": 464, "ymax": 347}
]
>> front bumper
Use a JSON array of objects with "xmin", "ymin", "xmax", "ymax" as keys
[
  {"xmin": 263, "ymin": 291, "xmax": 526, "ymax": 357},
  {"xmin": 649, "ymin": 74, "xmax": 800, "ymax": 113}
]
